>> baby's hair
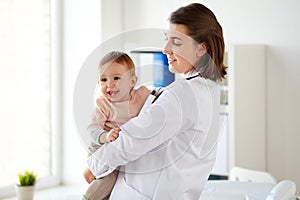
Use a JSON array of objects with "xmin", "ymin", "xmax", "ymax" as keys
[{"xmin": 99, "ymin": 51, "xmax": 135, "ymax": 75}]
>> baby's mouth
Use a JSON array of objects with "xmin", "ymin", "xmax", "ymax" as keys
[{"xmin": 107, "ymin": 90, "xmax": 119, "ymax": 98}]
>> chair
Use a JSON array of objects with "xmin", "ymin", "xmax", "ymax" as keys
[{"xmin": 229, "ymin": 166, "xmax": 277, "ymax": 184}]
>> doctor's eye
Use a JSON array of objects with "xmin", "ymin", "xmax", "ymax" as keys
[{"xmin": 172, "ymin": 39, "xmax": 182, "ymax": 46}]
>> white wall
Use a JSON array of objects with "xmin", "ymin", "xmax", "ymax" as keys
[
  {"xmin": 100, "ymin": 0, "xmax": 123, "ymax": 42},
  {"xmin": 121, "ymin": 0, "xmax": 300, "ymax": 192}
]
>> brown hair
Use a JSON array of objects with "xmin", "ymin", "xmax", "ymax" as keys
[
  {"xmin": 169, "ymin": 3, "xmax": 227, "ymax": 81},
  {"xmin": 99, "ymin": 51, "xmax": 135, "ymax": 75}
]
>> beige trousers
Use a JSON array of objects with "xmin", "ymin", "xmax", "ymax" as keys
[{"xmin": 82, "ymin": 170, "xmax": 119, "ymax": 200}]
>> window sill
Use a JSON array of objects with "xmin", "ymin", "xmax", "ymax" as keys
[{"xmin": 3, "ymin": 184, "xmax": 86, "ymax": 200}]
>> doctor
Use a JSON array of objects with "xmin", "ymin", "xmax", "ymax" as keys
[{"xmin": 87, "ymin": 3, "xmax": 227, "ymax": 199}]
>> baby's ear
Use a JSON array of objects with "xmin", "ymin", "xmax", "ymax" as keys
[{"xmin": 131, "ymin": 75, "xmax": 137, "ymax": 87}]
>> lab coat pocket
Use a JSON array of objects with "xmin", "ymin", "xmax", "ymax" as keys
[{"xmin": 110, "ymin": 173, "xmax": 151, "ymax": 200}]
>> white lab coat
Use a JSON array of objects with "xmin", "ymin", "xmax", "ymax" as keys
[{"xmin": 87, "ymin": 72, "xmax": 220, "ymax": 200}]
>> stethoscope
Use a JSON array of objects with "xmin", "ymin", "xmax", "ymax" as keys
[{"xmin": 151, "ymin": 73, "xmax": 201, "ymax": 104}]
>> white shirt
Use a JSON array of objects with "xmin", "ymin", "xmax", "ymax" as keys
[{"xmin": 87, "ymin": 73, "xmax": 220, "ymax": 200}]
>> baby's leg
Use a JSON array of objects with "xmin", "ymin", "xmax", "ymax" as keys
[{"xmin": 83, "ymin": 170, "xmax": 119, "ymax": 200}]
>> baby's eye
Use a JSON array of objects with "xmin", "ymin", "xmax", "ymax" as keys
[
  {"xmin": 114, "ymin": 77, "xmax": 121, "ymax": 81},
  {"xmin": 100, "ymin": 78, "xmax": 107, "ymax": 82}
]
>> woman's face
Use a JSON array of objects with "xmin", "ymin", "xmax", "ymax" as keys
[
  {"xmin": 98, "ymin": 62, "xmax": 136, "ymax": 102},
  {"xmin": 163, "ymin": 23, "xmax": 201, "ymax": 74}
]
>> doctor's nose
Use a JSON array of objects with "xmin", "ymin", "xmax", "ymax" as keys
[{"xmin": 163, "ymin": 42, "xmax": 173, "ymax": 55}]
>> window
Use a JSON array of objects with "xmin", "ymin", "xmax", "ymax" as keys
[{"xmin": 0, "ymin": 0, "xmax": 61, "ymax": 197}]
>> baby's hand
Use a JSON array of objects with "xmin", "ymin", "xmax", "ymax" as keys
[{"xmin": 106, "ymin": 127, "xmax": 120, "ymax": 142}]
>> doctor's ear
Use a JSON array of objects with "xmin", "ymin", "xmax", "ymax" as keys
[{"xmin": 196, "ymin": 43, "xmax": 207, "ymax": 57}]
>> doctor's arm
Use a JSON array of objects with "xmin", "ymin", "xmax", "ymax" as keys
[{"xmin": 87, "ymin": 89, "xmax": 188, "ymax": 178}]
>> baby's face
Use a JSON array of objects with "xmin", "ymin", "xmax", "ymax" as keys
[{"xmin": 98, "ymin": 62, "xmax": 136, "ymax": 102}]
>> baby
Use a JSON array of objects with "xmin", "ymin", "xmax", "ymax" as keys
[{"xmin": 83, "ymin": 51, "xmax": 152, "ymax": 200}]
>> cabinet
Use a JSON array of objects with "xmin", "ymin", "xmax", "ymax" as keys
[{"xmin": 213, "ymin": 45, "xmax": 267, "ymax": 175}]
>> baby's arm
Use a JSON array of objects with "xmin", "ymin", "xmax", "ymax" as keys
[
  {"xmin": 87, "ymin": 117, "xmax": 106, "ymax": 145},
  {"xmin": 88, "ymin": 100, "xmax": 117, "ymax": 146},
  {"xmin": 84, "ymin": 126, "xmax": 120, "ymax": 183},
  {"xmin": 87, "ymin": 114, "xmax": 121, "ymax": 146}
]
